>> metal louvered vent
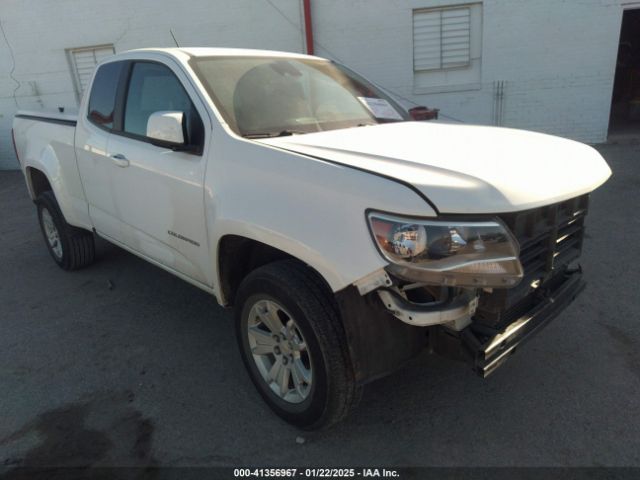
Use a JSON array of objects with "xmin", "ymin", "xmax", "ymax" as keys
[
  {"xmin": 68, "ymin": 45, "xmax": 115, "ymax": 99},
  {"xmin": 413, "ymin": 6, "xmax": 471, "ymax": 71}
]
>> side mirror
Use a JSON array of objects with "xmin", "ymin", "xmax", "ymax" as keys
[{"xmin": 146, "ymin": 111, "xmax": 185, "ymax": 145}]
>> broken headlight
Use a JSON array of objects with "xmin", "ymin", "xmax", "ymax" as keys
[{"xmin": 368, "ymin": 212, "xmax": 523, "ymax": 288}]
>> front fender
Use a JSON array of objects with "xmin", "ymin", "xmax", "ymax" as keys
[{"xmin": 207, "ymin": 136, "xmax": 437, "ymax": 298}]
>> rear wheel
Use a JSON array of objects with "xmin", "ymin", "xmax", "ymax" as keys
[
  {"xmin": 36, "ymin": 191, "xmax": 95, "ymax": 270},
  {"xmin": 235, "ymin": 260, "xmax": 361, "ymax": 429}
]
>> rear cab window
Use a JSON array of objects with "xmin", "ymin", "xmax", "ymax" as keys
[{"xmin": 87, "ymin": 61, "xmax": 125, "ymax": 130}]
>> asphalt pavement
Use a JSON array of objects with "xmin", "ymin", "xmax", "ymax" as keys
[{"xmin": 0, "ymin": 142, "xmax": 639, "ymax": 469}]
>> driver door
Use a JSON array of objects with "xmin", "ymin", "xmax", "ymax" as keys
[{"xmin": 103, "ymin": 60, "xmax": 212, "ymax": 286}]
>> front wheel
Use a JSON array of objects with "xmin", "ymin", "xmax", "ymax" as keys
[{"xmin": 235, "ymin": 260, "xmax": 361, "ymax": 429}]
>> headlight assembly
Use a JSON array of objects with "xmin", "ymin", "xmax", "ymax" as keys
[{"xmin": 368, "ymin": 212, "xmax": 523, "ymax": 288}]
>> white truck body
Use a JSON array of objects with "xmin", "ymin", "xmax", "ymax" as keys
[{"xmin": 12, "ymin": 48, "xmax": 611, "ymax": 427}]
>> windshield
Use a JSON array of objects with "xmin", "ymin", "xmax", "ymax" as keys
[{"xmin": 190, "ymin": 56, "xmax": 409, "ymax": 137}]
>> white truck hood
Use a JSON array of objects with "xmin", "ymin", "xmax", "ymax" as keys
[{"xmin": 259, "ymin": 122, "xmax": 611, "ymax": 214}]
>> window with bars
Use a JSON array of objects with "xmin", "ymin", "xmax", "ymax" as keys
[
  {"xmin": 413, "ymin": 6, "xmax": 472, "ymax": 72},
  {"xmin": 67, "ymin": 45, "xmax": 115, "ymax": 100}
]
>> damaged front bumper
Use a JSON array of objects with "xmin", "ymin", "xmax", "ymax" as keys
[
  {"xmin": 377, "ymin": 288, "xmax": 478, "ymax": 329},
  {"xmin": 338, "ymin": 267, "xmax": 584, "ymax": 385},
  {"xmin": 432, "ymin": 268, "xmax": 585, "ymax": 377}
]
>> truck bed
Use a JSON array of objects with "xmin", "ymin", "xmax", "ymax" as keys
[
  {"xmin": 13, "ymin": 111, "xmax": 77, "ymax": 172},
  {"xmin": 12, "ymin": 109, "xmax": 89, "ymax": 230}
]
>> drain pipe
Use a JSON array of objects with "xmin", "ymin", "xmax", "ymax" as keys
[{"xmin": 302, "ymin": 0, "xmax": 314, "ymax": 55}]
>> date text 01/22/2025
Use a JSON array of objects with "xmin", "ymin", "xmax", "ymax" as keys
[{"xmin": 233, "ymin": 468, "xmax": 400, "ymax": 478}]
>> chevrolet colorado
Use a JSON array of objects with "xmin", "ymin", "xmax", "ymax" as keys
[{"xmin": 12, "ymin": 48, "xmax": 611, "ymax": 429}]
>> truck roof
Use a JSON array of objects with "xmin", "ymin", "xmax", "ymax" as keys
[{"xmin": 124, "ymin": 47, "xmax": 323, "ymax": 61}]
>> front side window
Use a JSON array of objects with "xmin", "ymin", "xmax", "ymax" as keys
[
  {"xmin": 191, "ymin": 56, "xmax": 409, "ymax": 138},
  {"xmin": 87, "ymin": 61, "xmax": 124, "ymax": 129},
  {"xmin": 123, "ymin": 62, "xmax": 204, "ymax": 148}
]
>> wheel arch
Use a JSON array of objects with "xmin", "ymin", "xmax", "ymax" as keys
[
  {"xmin": 216, "ymin": 234, "xmax": 336, "ymax": 307},
  {"xmin": 25, "ymin": 166, "xmax": 53, "ymax": 199},
  {"xmin": 22, "ymin": 147, "xmax": 92, "ymax": 230}
]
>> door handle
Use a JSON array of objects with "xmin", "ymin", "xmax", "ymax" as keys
[{"xmin": 110, "ymin": 153, "xmax": 130, "ymax": 168}]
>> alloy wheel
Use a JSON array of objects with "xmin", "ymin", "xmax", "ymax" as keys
[
  {"xmin": 41, "ymin": 208, "xmax": 63, "ymax": 259},
  {"xmin": 246, "ymin": 299, "xmax": 313, "ymax": 404}
]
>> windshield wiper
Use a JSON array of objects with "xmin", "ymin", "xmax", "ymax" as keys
[{"xmin": 243, "ymin": 130, "xmax": 305, "ymax": 139}]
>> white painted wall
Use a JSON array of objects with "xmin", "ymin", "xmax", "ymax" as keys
[
  {"xmin": 0, "ymin": 0, "xmax": 629, "ymax": 169},
  {"xmin": 0, "ymin": 0, "xmax": 306, "ymax": 169},
  {"xmin": 312, "ymin": 0, "xmax": 624, "ymax": 142}
]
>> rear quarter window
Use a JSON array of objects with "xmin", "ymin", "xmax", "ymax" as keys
[{"xmin": 87, "ymin": 61, "xmax": 124, "ymax": 129}]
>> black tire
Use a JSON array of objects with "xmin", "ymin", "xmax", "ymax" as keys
[
  {"xmin": 36, "ymin": 190, "xmax": 95, "ymax": 270},
  {"xmin": 235, "ymin": 259, "xmax": 361, "ymax": 429}
]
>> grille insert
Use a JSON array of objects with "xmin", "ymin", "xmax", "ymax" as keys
[{"xmin": 473, "ymin": 195, "xmax": 589, "ymax": 328}]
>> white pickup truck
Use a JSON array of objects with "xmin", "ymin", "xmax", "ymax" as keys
[{"xmin": 12, "ymin": 48, "xmax": 611, "ymax": 428}]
